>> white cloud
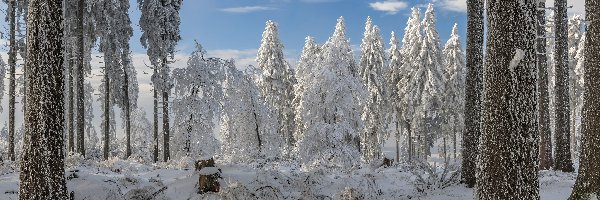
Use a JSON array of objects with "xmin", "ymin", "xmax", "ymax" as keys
[
  {"xmin": 439, "ymin": 0, "xmax": 466, "ymax": 12},
  {"xmin": 220, "ymin": 6, "xmax": 276, "ymax": 13},
  {"xmin": 207, "ymin": 49, "xmax": 258, "ymax": 67},
  {"xmin": 369, "ymin": 1, "xmax": 409, "ymax": 15}
]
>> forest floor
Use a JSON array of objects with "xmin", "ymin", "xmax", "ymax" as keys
[
  {"xmin": 0, "ymin": 157, "xmax": 577, "ymax": 200},
  {"xmin": 0, "ymin": 138, "xmax": 578, "ymax": 199}
]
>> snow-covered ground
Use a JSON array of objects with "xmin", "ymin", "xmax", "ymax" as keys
[{"xmin": 0, "ymin": 159, "xmax": 576, "ymax": 200}]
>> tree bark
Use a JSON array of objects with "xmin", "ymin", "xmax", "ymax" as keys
[
  {"xmin": 76, "ymin": 0, "xmax": 86, "ymax": 157},
  {"xmin": 8, "ymin": 0, "xmax": 16, "ymax": 162},
  {"xmin": 569, "ymin": 0, "xmax": 600, "ymax": 198},
  {"xmin": 103, "ymin": 72, "xmax": 110, "ymax": 160},
  {"xmin": 553, "ymin": 0, "xmax": 574, "ymax": 172},
  {"xmin": 476, "ymin": 0, "xmax": 538, "ymax": 199},
  {"xmin": 461, "ymin": 0, "xmax": 484, "ymax": 188},
  {"xmin": 67, "ymin": 47, "xmax": 74, "ymax": 154},
  {"xmin": 123, "ymin": 46, "xmax": 132, "ymax": 158},
  {"xmin": 19, "ymin": 0, "xmax": 68, "ymax": 198},
  {"xmin": 537, "ymin": 0, "xmax": 553, "ymax": 170},
  {"xmin": 153, "ymin": 67, "xmax": 159, "ymax": 163},
  {"xmin": 162, "ymin": 58, "xmax": 170, "ymax": 162}
]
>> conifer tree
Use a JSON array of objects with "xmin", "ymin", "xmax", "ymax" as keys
[
  {"xmin": 294, "ymin": 17, "xmax": 365, "ymax": 169},
  {"xmin": 462, "ymin": 0, "xmax": 484, "ymax": 187},
  {"xmin": 256, "ymin": 20, "xmax": 296, "ymax": 154},
  {"xmin": 553, "ymin": 0, "xmax": 574, "ymax": 172},
  {"xmin": 19, "ymin": 0, "xmax": 68, "ymax": 198},
  {"xmin": 359, "ymin": 17, "xmax": 387, "ymax": 161},
  {"xmin": 442, "ymin": 23, "xmax": 465, "ymax": 161},
  {"xmin": 476, "ymin": 0, "xmax": 538, "ymax": 199},
  {"xmin": 569, "ymin": 1, "xmax": 600, "ymax": 198}
]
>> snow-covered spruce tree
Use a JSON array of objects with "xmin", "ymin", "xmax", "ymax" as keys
[
  {"xmin": 5, "ymin": 0, "xmax": 22, "ymax": 161},
  {"xmin": 547, "ymin": 11, "xmax": 557, "ymax": 142},
  {"xmin": 19, "ymin": 0, "xmax": 68, "ymax": 198},
  {"xmin": 130, "ymin": 108, "xmax": 152, "ymax": 162},
  {"xmin": 441, "ymin": 23, "xmax": 465, "ymax": 162},
  {"xmin": 476, "ymin": 0, "xmax": 538, "ymax": 199},
  {"xmin": 461, "ymin": 0, "xmax": 483, "ymax": 188},
  {"xmin": 359, "ymin": 17, "xmax": 387, "ymax": 162},
  {"xmin": 397, "ymin": 7, "xmax": 422, "ymax": 162},
  {"xmin": 97, "ymin": 80, "xmax": 117, "ymax": 158},
  {"xmin": 84, "ymin": 82, "xmax": 100, "ymax": 158},
  {"xmin": 63, "ymin": 0, "xmax": 96, "ymax": 157},
  {"xmin": 567, "ymin": 15, "xmax": 583, "ymax": 161},
  {"xmin": 537, "ymin": 0, "xmax": 553, "ymax": 170},
  {"xmin": 0, "ymin": 56, "xmax": 5, "ymax": 112},
  {"xmin": 63, "ymin": 0, "xmax": 76, "ymax": 155},
  {"xmin": 573, "ymin": 32, "xmax": 586, "ymax": 162},
  {"xmin": 569, "ymin": 1, "xmax": 600, "ymax": 197},
  {"xmin": 401, "ymin": 4, "xmax": 445, "ymax": 160},
  {"xmin": 387, "ymin": 31, "xmax": 404, "ymax": 163},
  {"xmin": 256, "ymin": 20, "xmax": 296, "ymax": 154},
  {"xmin": 115, "ymin": 0, "xmax": 137, "ymax": 159},
  {"xmin": 139, "ymin": 0, "xmax": 182, "ymax": 162},
  {"xmin": 221, "ymin": 65, "xmax": 280, "ymax": 163},
  {"xmin": 172, "ymin": 42, "xmax": 223, "ymax": 160},
  {"xmin": 294, "ymin": 17, "xmax": 365, "ymax": 169},
  {"xmin": 553, "ymin": 0, "xmax": 574, "ymax": 172},
  {"xmin": 292, "ymin": 36, "xmax": 320, "ymax": 141},
  {"xmin": 93, "ymin": 0, "xmax": 137, "ymax": 159}
]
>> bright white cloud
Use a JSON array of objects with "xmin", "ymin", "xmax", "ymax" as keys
[
  {"xmin": 369, "ymin": 1, "xmax": 409, "ymax": 15},
  {"xmin": 207, "ymin": 49, "xmax": 259, "ymax": 67},
  {"xmin": 220, "ymin": 6, "xmax": 276, "ymax": 13},
  {"xmin": 440, "ymin": 0, "xmax": 466, "ymax": 12}
]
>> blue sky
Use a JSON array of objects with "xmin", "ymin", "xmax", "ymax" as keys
[{"xmin": 127, "ymin": 0, "xmax": 472, "ymax": 66}]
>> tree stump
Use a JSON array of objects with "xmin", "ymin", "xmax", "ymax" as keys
[
  {"xmin": 383, "ymin": 157, "xmax": 394, "ymax": 168},
  {"xmin": 198, "ymin": 167, "xmax": 220, "ymax": 194},
  {"xmin": 195, "ymin": 158, "xmax": 215, "ymax": 171}
]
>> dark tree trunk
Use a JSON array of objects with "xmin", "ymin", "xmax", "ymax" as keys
[
  {"xmin": 103, "ymin": 73, "xmax": 110, "ymax": 160},
  {"xmin": 67, "ymin": 49, "xmax": 74, "ymax": 154},
  {"xmin": 76, "ymin": 0, "xmax": 86, "ymax": 157},
  {"xmin": 537, "ymin": 0, "xmax": 553, "ymax": 170},
  {"xmin": 8, "ymin": 0, "xmax": 16, "ymax": 162},
  {"xmin": 461, "ymin": 0, "xmax": 484, "ymax": 188},
  {"xmin": 162, "ymin": 58, "xmax": 170, "ymax": 162},
  {"xmin": 476, "ymin": 0, "xmax": 538, "ymax": 199},
  {"xmin": 153, "ymin": 66, "xmax": 159, "ymax": 163},
  {"xmin": 123, "ymin": 46, "xmax": 132, "ymax": 158},
  {"xmin": 569, "ymin": 1, "xmax": 600, "ymax": 198},
  {"xmin": 19, "ymin": 0, "xmax": 68, "ymax": 198},
  {"xmin": 553, "ymin": 0, "xmax": 574, "ymax": 173}
]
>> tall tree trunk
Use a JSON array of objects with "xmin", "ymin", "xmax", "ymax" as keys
[
  {"xmin": 8, "ymin": 0, "xmax": 16, "ymax": 162},
  {"xmin": 553, "ymin": 0, "xmax": 574, "ymax": 172},
  {"xmin": 462, "ymin": 0, "xmax": 484, "ymax": 188},
  {"xmin": 153, "ymin": 66, "xmax": 159, "ymax": 163},
  {"xmin": 162, "ymin": 58, "xmax": 170, "ymax": 162},
  {"xmin": 67, "ymin": 50, "xmax": 74, "ymax": 154},
  {"xmin": 476, "ymin": 0, "xmax": 538, "ymax": 199},
  {"xmin": 123, "ymin": 46, "xmax": 132, "ymax": 158},
  {"xmin": 103, "ymin": 73, "xmax": 110, "ymax": 160},
  {"xmin": 76, "ymin": 0, "xmax": 86, "ymax": 157},
  {"xmin": 538, "ymin": 0, "xmax": 553, "ymax": 170},
  {"xmin": 19, "ymin": 0, "xmax": 68, "ymax": 198},
  {"xmin": 569, "ymin": 1, "xmax": 600, "ymax": 198}
]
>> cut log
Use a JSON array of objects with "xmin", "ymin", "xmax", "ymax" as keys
[
  {"xmin": 383, "ymin": 157, "xmax": 394, "ymax": 168},
  {"xmin": 198, "ymin": 167, "xmax": 220, "ymax": 194},
  {"xmin": 195, "ymin": 158, "xmax": 215, "ymax": 171}
]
